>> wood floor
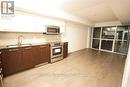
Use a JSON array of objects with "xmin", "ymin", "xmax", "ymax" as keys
[{"xmin": 3, "ymin": 49, "xmax": 126, "ymax": 87}]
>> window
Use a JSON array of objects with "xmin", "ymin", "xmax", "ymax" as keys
[
  {"xmin": 92, "ymin": 39, "xmax": 100, "ymax": 49},
  {"xmin": 93, "ymin": 27, "xmax": 101, "ymax": 38},
  {"xmin": 102, "ymin": 26, "xmax": 116, "ymax": 39},
  {"xmin": 116, "ymin": 26, "xmax": 128, "ymax": 40},
  {"xmin": 101, "ymin": 40, "xmax": 113, "ymax": 51},
  {"xmin": 114, "ymin": 41, "xmax": 128, "ymax": 54},
  {"xmin": 91, "ymin": 25, "xmax": 129, "ymax": 54},
  {"xmin": 114, "ymin": 25, "xmax": 129, "ymax": 54}
]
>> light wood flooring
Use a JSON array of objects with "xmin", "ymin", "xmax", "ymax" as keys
[{"xmin": 3, "ymin": 49, "xmax": 126, "ymax": 87}]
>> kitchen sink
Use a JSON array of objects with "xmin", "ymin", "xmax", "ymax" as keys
[{"xmin": 6, "ymin": 44, "xmax": 32, "ymax": 48}]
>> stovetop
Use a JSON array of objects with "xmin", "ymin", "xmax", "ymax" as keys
[{"xmin": 49, "ymin": 42, "xmax": 63, "ymax": 46}]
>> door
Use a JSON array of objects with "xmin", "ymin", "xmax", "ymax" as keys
[
  {"xmin": 39, "ymin": 45, "xmax": 49, "ymax": 63},
  {"xmin": 101, "ymin": 26, "xmax": 116, "ymax": 51},
  {"xmin": 92, "ymin": 27, "xmax": 101, "ymax": 49},
  {"xmin": 91, "ymin": 26, "xmax": 130, "ymax": 54},
  {"xmin": 1, "ymin": 48, "xmax": 22, "ymax": 76},
  {"xmin": 32, "ymin": 45, "xmax": 50, "ymax": 65},
  {"xmin": 114, "ymin": 26, "xmax": 129, "ymax": 54},
  {"xmin": 21, "ymin": 47, "xmax": 34, "ymax": 70},
  {"xmin": 51, "ymin": 46, "xmax": 63, "ymax": 58},
  {"xmin": 63, "ymin": 42, "xmax": 68, "ymax": 58}
]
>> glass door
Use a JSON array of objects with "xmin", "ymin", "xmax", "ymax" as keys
[
  {"xmin": 91, "ymin": 25, "xmax": 130, "ymax": 55},
  {"xmin": 114, "ymin": 26, "xmax": 129, "ymax": 54},
  {"xmin": 101, "ymin": 26, "xmax": 116, "ymax": 51},
  {"xmin": 92, "ymin": 27, "xmax": 101, "ymax": 49}
]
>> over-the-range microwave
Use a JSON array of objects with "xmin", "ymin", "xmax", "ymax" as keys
[{"xmin": 44, "ymin": 25, "xmax": 60, "ymax": 35}]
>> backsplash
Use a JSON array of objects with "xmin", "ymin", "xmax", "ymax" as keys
[{"xmin": 0, "ymin": 32, "xmax": 61, "ymax": 46}]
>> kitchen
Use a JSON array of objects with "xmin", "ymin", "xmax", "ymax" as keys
[{"xmin": 0, "ymin": 0, "xmax": 130, "ymax": 87}]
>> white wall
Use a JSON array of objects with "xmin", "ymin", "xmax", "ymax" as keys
[
  {"xmin": 122, "ymin": 43, "xmax": 130, "ymax": 87},
  {"xmin": 61, "ymin": 21, "xmax": 89, "ymax": 52},
  {"xmin": 128, "ymin": 75, "xmax": 130, "ymax": 87}
]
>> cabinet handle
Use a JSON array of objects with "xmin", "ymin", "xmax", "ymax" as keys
[
  {"xmin": 0, "ymin": 74, "xmax": 3, "ymax": 78},
  {"xmin": 24, "ymin": 47, "xmax": 32, "ymax": 50},
  {"xmin": 0, "ymin": 74, "xmax": 3, "ymax": 87},
  {"xmin": 0, "ymin": 68, "xmax": 2, "ymax": 73},
  {"xmin": 9, "ymin": 49, "xmax": 19, "ymax": 51},
  {"xmin": 40, "ymin": 46, "xmax": 46, "ymax": 48}
]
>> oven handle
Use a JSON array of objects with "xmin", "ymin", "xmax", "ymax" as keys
[{"xmin": 51, "ymin": 46, "xmax": 63, "ymax": 49}]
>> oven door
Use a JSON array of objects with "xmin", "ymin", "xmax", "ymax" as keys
[{"xmin": 51, "ymin": 46, "xmax": 63, "ymax": 58}]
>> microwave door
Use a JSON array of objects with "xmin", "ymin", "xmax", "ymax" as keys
[
  {"xmin": 45, "ymin": 26, "xmax": 60, "ymax": 35},
  {"xmin": 48, "ymin": 28, "xmax": 59, "ymax": 34}
]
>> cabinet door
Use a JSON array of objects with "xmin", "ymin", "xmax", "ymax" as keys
[
  {"xmin": 32, "ymin": 46, "xmax": 41, "ymax": 65},
  {"xmin": 0, "ymin": 51, "xmax": 3, "ymax": 77},
  {"xmin": 63, "ymin": 42, "xmax": 68, "ymax": 58},
  {"xmin": 0, "ymin": 51, "xmax": 2, "ymax": 68},
  {"xmin": 39, "ymin": 45, "xmax": 50, "ymax": 63},
  {"xmin": 21, "ymin": 47, "xmax": 34, "ymax": 70},
  {"xmin": 32, "ymin": 45, "xmax": 50, "ymax": 65},
  {"xmin": 1, "ymin": 48, "xmax": 22, "ymax": 76}
]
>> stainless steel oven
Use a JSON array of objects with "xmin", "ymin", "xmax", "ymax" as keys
[{"xmin": 50, "ymin": 42, "xmax": 63, "ymax": 63}]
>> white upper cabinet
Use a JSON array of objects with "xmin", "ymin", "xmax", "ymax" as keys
[{"xmin": 0, "ymin": 12, "xmax": 65, "ymax": 33}]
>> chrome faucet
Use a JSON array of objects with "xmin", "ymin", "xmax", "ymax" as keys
[{"xmin": 17, "ymin": 35, "xmax": 24, "ymax": 46}]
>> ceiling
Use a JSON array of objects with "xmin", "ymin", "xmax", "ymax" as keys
[
  {"xmin": 62, "ymin": 0, "xmax": 130, "ymax": 24},
  {"xmin": 4, "ymin": 0, "xmax": 130, "ymax": 25}
]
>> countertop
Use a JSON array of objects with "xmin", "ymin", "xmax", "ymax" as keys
[
  {"xmin": 0, "ymin": 42, "xmax": 48, "ymax": 50},
  {"xmin": 0, "ymin": 42, "xmax": 68, "ymax": 50}
]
